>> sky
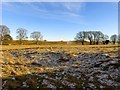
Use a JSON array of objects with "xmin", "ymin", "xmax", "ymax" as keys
[{"xmin": 1, "ymin": 2, "xmax": 118, "ymax": 41}]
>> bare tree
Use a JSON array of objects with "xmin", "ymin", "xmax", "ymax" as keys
[
  {"xmin": 75, "ymin": 31, "xmax": 109, "ymax": 45},
  {"xmin": 110, "ymin": 34, "xmax": 117, "ymax": 44},
  {"xmin": 95, "ymin": 31, "xmax": 104, "ymax": 45},
  {"xmin": 0, "ymin": 25, "xmax": 10, "ymax": 35},
  {"xmin": 102, "ymin": 34, "xmax": 109, "ymax": 44},
  {"xmin": 75, "ymin": 31, "xmax": 87, "ymax": 45},
  {"xmin": 86, "ymin": 31, "xmax": 93, "ymax": 45},
  {"xmin": 92, "ymin": 31, "xmax": 104, "ymax": 45},
  {"xmin": 0, "ymin": 25, "xmax": 10, "ymax": 42},
  {"xmin": 30, "ymin": 31, "xmax": 43, "ymax": 44},
  {"xmin": 16, "ymin": 28, "xmax": 28, "ymax": 44}
]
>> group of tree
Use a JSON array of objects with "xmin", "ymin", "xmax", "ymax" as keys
[
  {"xmin": 0, "ymin": 25, "xmax": 43, "ymax": 45},
  {"xmin": 75, "ymin": 31, "xmax": 119, "ymax": 45},
  {"xmin": 0, "ymin": 25, "xmax": 119, "ymax": 45}
]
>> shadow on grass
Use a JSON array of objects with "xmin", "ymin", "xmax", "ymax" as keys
[
  {"xmin": 2, "ymin": 73, "xmax": 82, "ymax": 90},
  {"xmin": 1, "ymin": 49, "xmax": 120, "ymax": 90}
]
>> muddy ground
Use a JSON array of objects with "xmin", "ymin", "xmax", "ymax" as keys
[{"xmin": 1, "ymin": 45, "xmax": 120, "ymax": 89}]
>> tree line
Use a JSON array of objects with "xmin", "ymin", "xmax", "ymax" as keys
[
  {"xmin": 0, "ymin": 25, "xmax": 43, "ymax": 45},
  {"xmin": 0, "ymin": 25, "xmax": 119, "ymax": 45},
  {"xmin": 75, "ymin": 31, "xmax": 119, "ymax": 45}
]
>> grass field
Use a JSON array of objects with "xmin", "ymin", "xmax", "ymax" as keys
[
  {"xmin": 1, "ymin": 44, "xmax": 119, "ymax": 50},
  {"xmin": 1, "ymin": 44, "xmax": 120, "ymax": 89}
]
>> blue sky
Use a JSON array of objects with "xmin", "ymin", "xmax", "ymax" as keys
[{"xmin": 1, "ymin": 2, "xmax": 118, "ymax": 41}]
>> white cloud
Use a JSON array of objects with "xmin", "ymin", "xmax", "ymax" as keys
[
  {"xmin": 61, "ymin": 2, "xmax": 82, "ymax": 12},
  {"xmin": 27, "ymin": 2, "xmax": 48, "ymax": 13},
  {"xmin": 26, "ymin": 2, "xmax": 84, "ymax": 17},
  {"xmin": 1, "ymin": 2, "xmax": 85, "ymax": 24},
  {"xmin": 2, "ymin": 1, "xmax": 84, "ymax": 17}
]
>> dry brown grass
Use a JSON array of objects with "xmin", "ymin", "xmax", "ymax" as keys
[
  {"xmin": 1, "ymin": 44, "xmax": 119, "ymax": 50},
  {"xmin": 1, "ymin": 44, "xmax": 120, "ymax": 89},
  {"xmin": 1, "ymin": 44, "xmax": 119, "ymax": 77}
]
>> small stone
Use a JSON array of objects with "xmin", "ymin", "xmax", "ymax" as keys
[
  {"xmin": 37, "ymin": 86, "xmax": 39, "ymax": 88},
  {"xmin": 22, "ymin": 82, "xmax": 27, "ymax": 87},
  {"xmin": 102, "ymin": 54, "xmax": 109, "ymax": 58},
  {"xmin": 12, "ymin": 77, "xmax": 15, "ymax": 80}
]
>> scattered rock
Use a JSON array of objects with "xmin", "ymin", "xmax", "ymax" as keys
[{"xmin": 2, "ymin": 49, "xmax": 120, "ymax": 89}]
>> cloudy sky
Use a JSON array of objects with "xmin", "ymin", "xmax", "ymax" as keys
[{"xmin": 1, "ymin": 2, "xmax": 118, "ymax": 41}]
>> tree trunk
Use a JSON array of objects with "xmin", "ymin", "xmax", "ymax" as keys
[
  {"xmin": 102, "ymin": 41, "xmax": 104, "ymax": 45},
  {"xmin": 19, "ymin": 40, "xmax": 22, "ymax": 45},
  {"xmin": 113, "ymin": 41, "xmax": 115, "ymax": 44},
  {"xmin": 93, "ymin": 39, "xmax": 96, "ymax": 45},
  {"xmin": 90, "ymin": 40, "xmax": 92, "ymax": 45},
  {"xmin": 36, "ymin": 40, "xmax": 38, "ymax": 45},
  {"xmin": 82, "ymin": 41, "xmax": 84, "ymax": 45},
  {"xmin": 96, "ymin": 40, "xmax": 99, "ymax": 45}
]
